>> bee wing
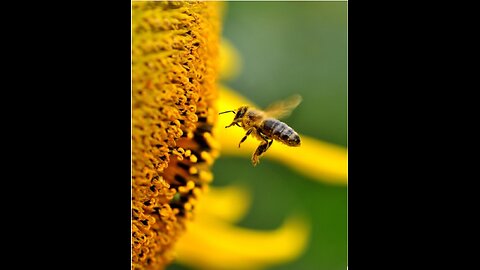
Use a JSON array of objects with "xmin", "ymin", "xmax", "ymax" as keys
[{"xmin": 264, "ymin": 95, "xmax": 302, "ymax": 119}]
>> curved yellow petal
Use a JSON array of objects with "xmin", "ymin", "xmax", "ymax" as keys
[
  {"xmin": 214, "ymin": 86, "xmax": 348, "ymax": 185},
  {"xmin": 197, "ymin": 185, "xmax": 251, "ymax": 223},
  {"xmin": 175, "ymin": 215, "xmax": 310, "ymax": 270},
  {"xmin": 219, "ymin": 38, "xmax": 242, "ymax": 81}
]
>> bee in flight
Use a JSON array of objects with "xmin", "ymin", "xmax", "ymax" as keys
[{"xmin": 219, "ymin": 95, "xmax": 302, "ymax": 166}]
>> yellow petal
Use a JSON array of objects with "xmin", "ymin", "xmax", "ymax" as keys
[
  {"xmin": 175, "ymin": 215, "xmax": 310, "ymax": 270},
  {"xmin": 197, "ymin": 185, "xmax": 251, "ymax": 223},
  {"xmin": 219, "ymin": 38, "xmax": 243, "ymax": 81},
  {"xmin": 215, "ymin": 86, "xmax": 348, "ymax": 185}
]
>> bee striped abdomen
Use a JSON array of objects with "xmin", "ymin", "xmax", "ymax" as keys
[{"xmin": 262, "ymin": 119, "xmax": 301, "ymax": 146}]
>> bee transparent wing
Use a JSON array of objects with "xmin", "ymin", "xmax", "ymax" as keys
[{"xmin": 264, "ymin": 95, "xmax": 302, "ymax": 119}]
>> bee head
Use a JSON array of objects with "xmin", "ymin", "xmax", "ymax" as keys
[
  {"xmin": 219, "ymin": 106, "xmax": 249, "ymax": 121},
  {"xmin": 234, "ymin": 106, "xmax": 248, "ymax": 120}
]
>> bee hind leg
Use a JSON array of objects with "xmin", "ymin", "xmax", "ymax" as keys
[
  {"xmin": 238, "ymin": 128, "xmax": 255, "ymax": 148},
  {"xmin": 252, "ymin": 141, "xmax": 270, "ymax": 166},
  {"xmin": 251, "ymin": 140, "xmax": 273, "ymax": 167},
  {"xmin": 259, "ymin": 131, "xmax": 273, "ymax": 151},
  {"xmin": 267, "ymin": 139, "xmax": 273, "ymax": 149}
]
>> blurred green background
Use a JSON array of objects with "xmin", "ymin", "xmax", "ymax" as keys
[{"xmin": 169, "ymin": 2, "xmax": 347, "ymax": 270}]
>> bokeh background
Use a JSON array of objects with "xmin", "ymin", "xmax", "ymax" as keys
[{"xmin": 169, "ymin": 1, "xmax": 347, "ymax": 269}]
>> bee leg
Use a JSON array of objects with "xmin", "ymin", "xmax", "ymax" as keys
[
  {"xmin": 252, "ymin": 141, "xmax": 269, "ymax": 166},
  {"xmin": 267, "ymin": 139, "xmax": 273, "ymax": 149},
  {"xmin": 251, "ymin": 131, "xmax": 273, "ymax": 166},
  {"xmin": 258, "ymin": 131, "xmax": 273, "ymax": 150},
  {"xmin": 225, "ymin": 121, "xmax": 236, "ymax": 128},
  {"xmin": 238, "ymin": 128, "xmax": 255, "ymax": 148},
  {"xmin": 225, "ymin": 122, "xmax": 242, "ymax": 128}
]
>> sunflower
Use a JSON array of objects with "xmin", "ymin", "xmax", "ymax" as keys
[
  {"xmin": 132, "ymin": 1, "xmax": 221, "ymax": 268},
  {"xmin": 132, "ymin": 1, "xmax": 347, "ymax": 270}
]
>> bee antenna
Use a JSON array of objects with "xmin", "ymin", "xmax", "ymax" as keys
[{"xmin": 219, "ymin": 110, "xmax": 236, "ymax": 115}]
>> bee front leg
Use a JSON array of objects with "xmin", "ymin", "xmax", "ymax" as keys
[
  {"xmin": 238, "ymin": 128, "xmax": 255, "ymax": 148},
  {"xmin": 225, "ymin": 121, "xmax": 241, "ymax": 128}
]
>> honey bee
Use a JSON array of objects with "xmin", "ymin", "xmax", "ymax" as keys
[{"xmin": 219, "ymin": 95, "xmax": 302, "ymax": 166}]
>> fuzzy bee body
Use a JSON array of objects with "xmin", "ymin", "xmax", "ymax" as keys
[{"xmin": 220, "ymin": 95, "xmax": 302, "ymax": 166}]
